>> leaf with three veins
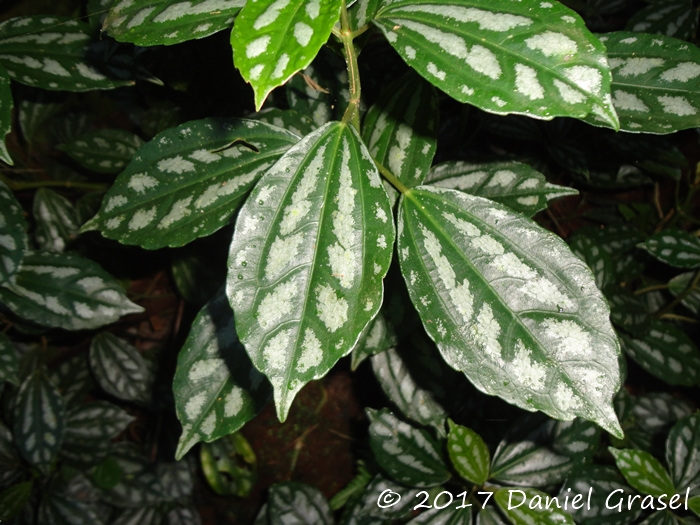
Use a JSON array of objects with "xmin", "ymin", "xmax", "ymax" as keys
[
  {"xmin": 447, "ymin": 420, "xmax": 490, "ymax": 485},
  {"xmin": 495, "ymin": 488, "xmax": 575, "ymax": 525},
  {"xmin": 373, "ymin": 0, "xmax": 618, "ymax": 127},
  {"xmin": 231, "ymin": 0, "xmax": 343, "ymax": 110},
  {"xmin": 592, "ymin": 32, "xmax": 700, "ymax": 134},
  {"xmin": 104, "ymin": 0, "xmax": 245, "ymax": 47},
  {"xmin": 397, "ymin": 186, "xmax": 623, "ymax": 437},
  {"xmin": 0, "ymin": 181, "xmax": 28, "ymax": 286},
  {"xmin": 426, "ymin": 160, "xmax": 578, "ymax": 217},
  {"xmin": 59, "ymin": 129, "xmax": 144, "ymax": 174},
  {"xmin": 226, "ymin": 122, "xmax": 394, "ymax": 422},
  {"xmin": 626, "ymin": 1, "xmax": 697, "ymax": 41},
  {"xmin": 82, "ymin": 118, "xmax": 299, "ymax": 249},
  {"xmin": 33, "ymin": 188, "xmax": 80, "ymax": 253},
  {"xmin": 173, "ymin": 289, "xmax": 271, "ymax": 460},
  {"xmin": 666, "ymin": 413, "xmax": 700, "ymax": 493},
  {"xmin": 639, "ymin": 229, "xmax": 700, "ymax": 268},
  {"xmin": 609, "ymin": 448, "xmax": 676, "ymax": 497}
]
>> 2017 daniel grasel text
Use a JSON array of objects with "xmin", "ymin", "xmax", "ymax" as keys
[{"xmin": 506, "ymin": 488, "xmax": 692, "ymax": 512}]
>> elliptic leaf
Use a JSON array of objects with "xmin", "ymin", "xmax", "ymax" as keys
[
  {"xmin": 609, "ymin": 447, "xmax": 676, "ymax": 497},
  {"xmin": 81, "ymin": 118, "xmax": 299, "ymax": 249},
  {"xmin": 13, "ymin": 369, "xmax": 65, "ymax": 470},
  {"xmin": 104, "ymin": 0, "xmax": 245, "ymax": 46},
  {"xmin": 665, "ymin": 413, "xmax": 700, "ymax": 493},
  {"xmin": 593, "ymin": 32, "xmax": 700, "ymax": 134},
  {"xmin": 374, "ymin": 0, "xmax": 618, "ymax": 127},
  {"xmin": 64, "ymin": 401, "xmax": 134, "ymax": 442},
  {"xmin": 367, "ymin": 408, "xmax": 450, "ymax": 487},
  {"xmin": 49, "ymin": 353, "xmax": 94, "ymax": 407},
  {"xmin": 626, "ymin": 1, "xmax": 697, "ymax": 41},
  {"xmin": 0, "ymin": 481, "xmax": 32, "ymax": 521},
  {"xmin": 231, "ymin": 0, "xmax": 343, "ymax": 110},
  {"xmin": 252, "ymin": 108, "xmax": 316, "ymax": 137},
  {"xmin": 0, "ymin": 181, "xmax": 28, "ymax": 286},
  {"xmin": 362, "ymin": 70, "xmax": 438, "ymax": 189},
  {"xmin": 90, "ymin": 333, "xmax": 155, "ymax": 405},
  {"xmin": 495, "ymin": 487, "xmax": 575, "ymax": 525},
  {"xmin": 60, "ymin": 129, "xmax": 144, "ymax": 174},
  {"xmin": 447, "ymin": 420, "xmax": 490, "ymax": 485},
  {"xmin": 0, "ymin": 251, "xmax": 143, "ymax": 330},
  {"xmin": 632, "ymin": 393, "xmax": 693, "ymax": 435},
  {"xmin": 0, "ymin": 16, "xmax": 133, "ymax": 91},
  {"xmin": 619, "ymin": 321, "xmax": 700, "ymax": 386},
  {"xmin": 173, "ymin": 289, "xmax": 271, "ymax": 460},
  {"xmin": 0, "ymin": 65, "xmax": 12, "ymax": 165},
  {"xmin": 226, "ymin": 122, "xmax": 394, "ymax": 421},
  {"xmin": 668, "ymin": 272, "xmax": 700, "ymax": 315},
  {"xmin": 639, "ymin": 229, "xmax": 700, "ymax": 269},
  {"xmin": 33, "ymin": 188, "xmax": 80, "ymax": 253},
  {"xmin": 267, "ymin": 482, "xmax": 334, "ymax": 525},
  {"xmin": 0, "ymin": 333, "xmax": 18, "ymax": 385},
  {"xmin": 397, "ymin": 186, "xmax": 623, "ymax": 437},
  {"xmin": 426, "ymin": 161, "xmax": 578, "ymax": 217}
]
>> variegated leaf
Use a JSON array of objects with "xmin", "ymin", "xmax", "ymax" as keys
[
  {"xmin": 626, "ymin": 1, "xmax": 697, "ymax": 41},
  {"xmin": 639, "ymin": 511, "xmax": 680, "ymax": 525},
  {"xmin": 356, "ymin": 474, "xmax": 420, "ymax": 519},
  {"xmin": 477, "ymin": 508, "xmax": 508, "ymax": 525},
  {"xmin": 0, "ymin": 333, "xmax": 18, "ymax": 385},
  {"xmin": 59, "ymin": 129, "xmax": 144, "ymax": 174},
  {"xmin": 609, "ymin": 447, "xmax": 676, "ymax": 497},
  {"xmin": 367, "ymin": 408, "xmax": 450, "ymax": 487},
  {"xmin": 362, "ymin": 70, "xmax": 438, "ymax": 189},
  {"xmin": 447, "ymin": 420, "xmax": 490, "ymax": 485},
  {"xmin": 593, "ymin": 32, "xmax": 700, "ymax": 134},
  {"xmin": 568, "ymin": 233, "xmax": 614, "ymax": 290},
  {"xmin": 13, "ymin": 369, "xmax": 65, "ymax": 470},
  {"xmin": 607, "ymin": 288, "xmax": 649, "ymax": 337},
  {"xmin": 286, "ymin": 57, "xmax": 345, "ymax": 129},
  {"xmin": 167, "ymin": 504, "xmax": 202, "ymax": 525},
  {"xmin": 495, "ymin": 487, "xmax": 575, "ymax": 525},
  {"xmin": 407, "ymin": 498, "xmax": 472, "ymax": 524},
  {"xmin": 112, "ymin": 508, "xmax": 161, "ymax": 525},
  {"xmin": 374, "ymin": 0, "xmax": 618, "ymax": 127},
  {"xmin": 426, "ymin": 161, "xmax": 578, "ymax": 217},
  {"xmin": 632, "ymin": 393, "xmax": 693, "ymax": 435},
  {"xmin": 668, "ymin": 272, "xmax": 700, "ymax": 315},
  {"xmin": 0, "ymin": 65, "xmax": 11, "ymax": 165},
  {"xmin": 171, "ymin": 250, "xmax": 224, "ymax": 306},
  {"xmin": 267, "ymin": 482, "xmax": 334, "ymax": 525},
  {"xmin": 49, "ymin": 353, "xmax": 94, "ymax": 407},
  {"xmin": 104, "ymin": 0, "xmax": 244, "ymax": 47},
  {"xmin": 173, "ymin": 289, "xmax": 271, "ymax": 459},
  {"xmin": 252, "ymin": 108, "xmax": 316, "ymax": 137},
  {"xmin": 666, "ymin": 413, "xmax": 700, "ymax": 493},
  {"xmin": 0, "ymin": 422, "xmax": 22, "ymax": 488},
  {"xmin": 38, "ymin": 491, "xmax": 104, "ymax": 525},
  {"xmin": 0, "ymin": 181, "xmax": 28, "ymax": 286},
  {"xmin": 100, "ymin": 445, "xmax": 169, "ymax": 508},
  {"xmin": 0, "ymin": 251, "xmax": 143, "ymax": 330},
  {"xmin": 691, "ymin": 496, "xmax": 700, "ymax": 517},
  {"xmin": 230, "ymin": 0, "xmax": 343, "ymax": 110},
  {"xmin": 90, "ymin": 333, "xmax": 155, "ymax": 405},
  {"xmin": 226, "ymin": 122, "xmax": 394, "ymax": 421},
  {"xmin": 82, "ymin": 118, "xmax": 299, "ymax": 249},
  {"xmin": 350, "ymin": 0, "xmax": 380, "ymax": 29},
  {"xmin": 64, "ymin": 401, "xmax": 134, "ymax": 441},
  {"xmin": 639, "ymin": 229, "xmax": 700, "ymax": 269},
  {"xmin": 18, "ymin": 100, "xmax": 61, "ymax": 145},
  {"xmin": 351, "ymin": 311, "xmax": 397, "ymax": 370},
  {"xmin": 0, "ymin": 16, "xmax": 133, "ymax": 91},
  {"xmin": 0, "ymin": 481, "xmax": 32, "ymax": 521},
  {"xmin": 397, "ymin": 186, "xmax": 622, "ymax": 437},
  {"xmin": 619, "ymin": 321, "xmax": 700, "ymax": 386},
  {"xmin": 33, "ymin": 188, "xmax": 80, "ymax": 253}
]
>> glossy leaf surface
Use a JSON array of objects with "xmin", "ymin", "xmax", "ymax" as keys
[
  {"xmin": 639, "ymin": 229, "xmax": 700, "ymax": 268},
  {"xmin": 447, "ymin": 420, "xmax": 489, "ymax": 484},
  {"xmin": 60, "ymin": 129, "xmax": 144, "ymax": 174},
  {"xmin": 0, "ymin": 181, "xmax": 27, "ymax": 286},
  {"xmin": 397, "ymin": 186, "xmax": 622, "ymax": 436},
  {"xmin": 226, "ymin": 122, "xmax": 394, "ymax": 421},
  {"xmin": 609, "ymin": 447, "xmax": 675, "ymax": 497},
  {"xmin": 33, "ymin": 188, "xmax": 80, "ymax": 253}
]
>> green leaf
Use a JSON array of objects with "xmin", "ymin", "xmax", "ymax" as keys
[
  {"xmin": 38, "ymin": 490, "xmax": 105, "ymax": 525},
  {"xmin": 0, "ymin": 181, "xmax": 28, "ymax": 286},
  {"xmin": 92, "ymin": 456, "xmax": 124, "ymax": 490},
  {"xmin": 267, "ymin": 482, "xmax": 334, "ymax": 525},
  {"xmin": 606, "ymin": 288, "xmax": 649, "ymax": 337},
  {"xmin": 0, "ymin": 251, "xmax": 143, "ymax": 330},
  {"xmin": 174, "ymin": 289, "xmax": 271, "ymax": 460},
  {"xmin": 407, "ymin": 497, "xmax": 473, "ymax": 524},
  {"xmin": 33, "ymin": 188, "xmax": 80, "ymax": 253},
  {"xmin": 690, "ymin": 495, "xmax": 700, "ymax": 518},
  {"xmin": 362, "ymin": 70, "xmax": 438, "ymax": 190},
  {"xmin": 253, "ymin": 108, "xmax": 316, "ymax": 137},
  {"xmin": 13, "ymin": 369, "xmax": 65, "ymax": 470},
  {"xmin": 104, "ymin": 0, "xmax": 244, "ymax": 47},
  {"xmin": 619, "ymin": 321, "xmax": 700, "ymax": 386},
  {"xmin": 100, "ymin": 445, "xmax": 169, "ymax": 508},
  {"xmin": 609, "ymin": 447, "xmax": 676, "ymax": 497},
  {"xmin": 226, "ymin": 121, "xmax": 394, "ymax": 421},
  {"xmin": 89, "ymin": 333, "xmax": 155, "ymax": 405},
  {"xmin": 59, "ymin": 129, "xmax": 144, "ymax": 174},
  {"xmin": 668, "ymin": 272, "xmax": 700, "ymax": 315},
  {"xmin": 330, "ymin": 461, "xmax": 372, "ymax": 511},
  {"xmin": 666, "ymin": 413, "xmax": 700, "ymax": 493},
  {"xmin": 568, "ymin": 233, "xmax": 614, "ymax": 290},
  {"xmin": 447, "ymin": 420, "xmax": 489, "ymax": 485},
  {"xmin": 639, "ymin": 511, "xmax": 679, "ymax": 525},
  {"xmin": 49, "ymin": 353, "xmax": 94, "ymax": 407},
  {"xmin": 0, "ymin": 422, "xmax": 22, "ymax": 488},
  {"xmin": 477, "ymin": 508, "xmax": 508, "ymax": 525},
  {"xmin": 64, "ymin": 401, "xmax": 134, "ymax": 442},
  {"xmin": 495, "ymin": 487, "xmax": 575, "ymax": 525},
  {"xmin": 593, "ymin": 32, "xmax": 700, "ymax": 134},
  {"xmin": 167, "ymin": 505, "xmax": 201, "ymax": 525},
  {"xmin": 626, "ymin": 1, "xmax": 697, "ymax": 40},
  {"xmin": 367, "ymin": 408, "xmax": 450, "ymax": 487},
  {"xmin": 356, "ymin": 474, "xmax": 420, "ymax": 519},
  {"xmin": 426, "ymin": 161, "xmax": 578, "ymax": 217},
  {"xmin": 0, "ymin": 16, "xmax": 133, "ymax": 91},
  {"xmin": 200, "ymin": 433, "xmax": 256, "ymax": 497},
  {"xmin": 231, "ymin": 0, "xmax": 343, "ymax": 110},
  {"xmin": 632, "ymin": 393, "xmax": 694, "ymax": 436},
  {"xmin": 0, "ymin": 65, "xmax": 12, "ymax": 166},
  {"xmin": 0, "ymin": 481, "xmax": 32, "ymax": 520},
  {"xmin": 0, "ymin": 333, "xmax": 18, "ymax": 385},
  {"xmin": 374, "ymin": 0, "xmax": 618, "ymax": 127},
  {"xmin": 351, "ymin": 311, "xmax": 397, "ymax": 370},
  {"xmin": 397, "ymin": 186, "xmax": 622, "ymax": 437},
  {"xmin": 171, "ymin": 249, "xmax": 225, "ymax": 306},
  {"xmin": 350, "ymin": 0, "xmax": 380, "ymax": 29},
  {"xmin": 82, "ymin": 118, "xmax": 299, "ymax": 249},
  {"xmin": 111, "ymin": 508, "xmax": 161, "ymax": 525}
]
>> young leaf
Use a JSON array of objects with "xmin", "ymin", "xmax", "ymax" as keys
[
  {"xmin": 0, "ymin": 333, "xmax": 18, "ymax": 385},
  {"xmin": 362, "ymin": 70, "xmax": 439, "ymax": 189},
  {"xmin": 230, "ymin": 0, "xmax": 343, "ymax": 110},
  {"xmin": 426, "ymin": 161, "xmax": 578, "ymax": 217},
  {"xmin": 0, "ymin": 251, "xmax": 143, "ymax": 330},
  {"xmin": 64, "ymin": 401, "xmax": 134, "ymax": 442},
  {"xmin": 13, "ymin": 369, "xmax": 66, "ymax": 470},
  {"xmin": 609, "ymin": 447, "xmax": 676, "ymax": 497},
  {"xmin": 593, "ymin": 32, "xmax": 700, "ymax": 134},
  {"xmin": 90, "ymin": 333, "xmax": 155, "ymax": 405},
  {"xmin": 104, "ymin": 0, "xmax": 245, "ymax": 47},
  {"xmin": 665, "ymin": 413, "xmax": 700, "ymax": 493},
  {"xmin": 33, "ymin": 188, "xmax": 80, "ymax": 253},
  {"xmin": 397, "ymin": 186, "xmax": 623, "ymax": 437},
  {"xmin": 367, "ymin": 408, "xmax": 450, "ymax": 487},
  {"xmin": 447, "ymin": 420, "xmax": 490, "ymax": 485},
  {"xmin": 374, "ymin": 0, "xmax": 618, "ymax": 127},
  {"xmin": 495, "ymin": 487, "xmax": 575, "ymax": 525},
  {"xmin": 0, "ymin": 65, "xmax": 11, "ymax": 165},
  {"xmin": 668, "ymin": 272, "xmax": 700, "ymax": 315},
  {"xmin": 619, "ymin": 321, "xmax": 700, "ymax": 386},
  {"xmin": 0, "ymin": 181, "xmax": 28, "ymax": 286},
  {"xmin": 82, "ymin": 118, "xmax": 299, "ymax": 249},
  {"xmin": 626, "ymin": 1, "xmax": 697, "ymax": 41},
  {"xmin": 173, "ymin": 289, "xmax": 271, "ymax": 460},
  {"xmin": 0, "ymin": 481, "xmax": 32, "ymax": 521},
  {"xmin": 267, "ymin": 482, "xmax": 334, "ymax": 525},
  {"xmin": 226, "ymin": 122, "xmax": 394, "ymax": 421},
  {"xmin": 59, "ymin": 129, "xmax": 144, "ymax": 174},
  {"xmin": 0, "ymin": 16, "xmax": 133, "ymax": 91}
]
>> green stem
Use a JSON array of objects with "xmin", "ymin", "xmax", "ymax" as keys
[
  {"xmin": 0, "ymin": 173, "xmax": 107, "ymax": 192},
  {"xmin": 634, "ymin": 283, "xmax": 668, "ymax": 295},
  {"xmin": 374, "ymin": 158, "xmax": 409, "ymax": 194},
  {"xmin": 340, "ymin": 1, "xmax": 361, "ymax": 132},
  {"xmin": 659, "ymin": 313, "xmax": 697, "ymax": 323},
  {"xmin": 656, "ymin": 269, "xmax": 700, "ymax": 318}
]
